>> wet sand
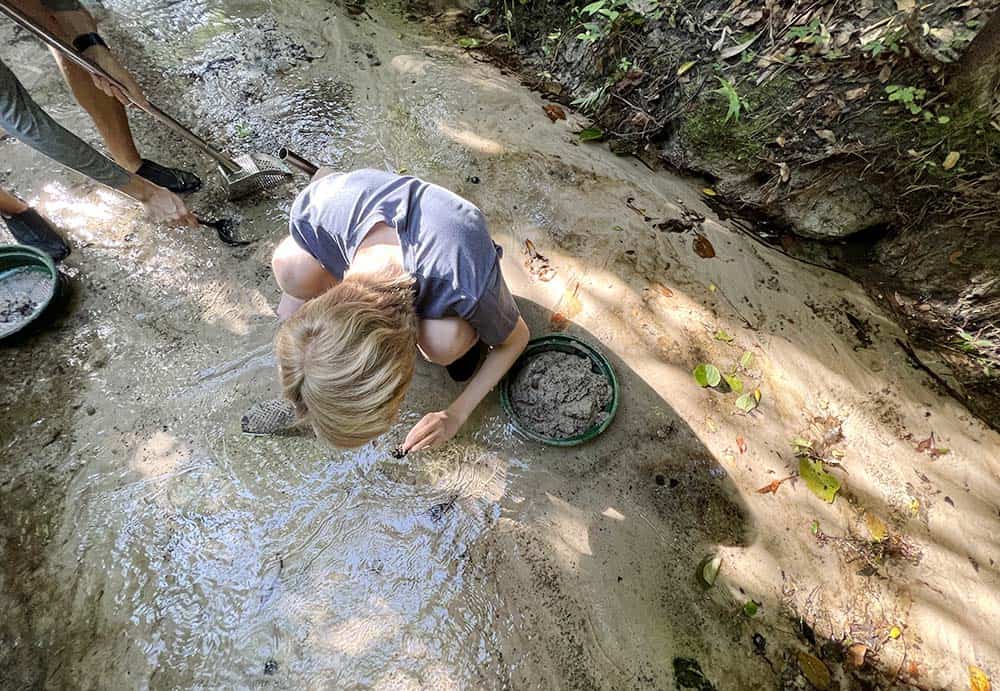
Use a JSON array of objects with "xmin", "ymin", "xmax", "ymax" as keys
[{"xmin": 1, "ymin": 0, "xmax": 998, "ymax": 689}]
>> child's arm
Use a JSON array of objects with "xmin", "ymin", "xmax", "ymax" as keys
[{"xmin": 403, "ymin": 316, "xmax": 529, "ymax": 451}]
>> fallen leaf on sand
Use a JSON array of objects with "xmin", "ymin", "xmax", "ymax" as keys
[
  {"xmin": 543, "ymin": 104, "xmax": 566, "ymax": 122},
  {"xmin": 700, "ymin": 553, "xmax": 722, "ymax": 586},
  {"xmin": 651, "ymin": 282, "xmax": 673, "ymax": 298},
  {"xmin": 943, "ymin": 151, "xmax": 961, "ymax": 170},
  {"xmin": 970, "ymin": 665, "xmax": 992, "ymax": 691},
  {"xmin": 736, "ymin": 435, "xmax": 747, "ymax": 454},
  {"xmin": 693, "ymin": 234, "xmax": 716, "ymax": 258},
  {"xmin": 889, "ymin": 626, "xmax": 902, "ymax": 639},
  {"xmin": 846, "ymin": 643, "xmax": 868, "ymax": 669},
  {"xmin": 865, "ymin": 513, "xmax": 888, "ymax": 541},
  {"xmin": 702, "ymin": 187, "xmax": 717, "ymax": 196},
  {"xmin": 800, "ymin": 457, "xmax": 841, "ymax": 503},
  {"xmin": 550, "ymin": 312, "xmax": 570, "ymax": 331},
  {"xmin": 694, "ymin": 363, "xmax": 722, "ymax": 387},
  {"xmin": 797, "ymin": 652, "xmax": 831, "ymax": 690},
  {"xmin": 916, "ymin": 432, "xmax": 935, "ymax": 452},
  {"xmin": 757, "ymin": 475, "xmax": 794, "ymax": 494},
  {"xmin": 523, "ymin": 239, "xmax": 557, "ymax": 282},
  {"xmin": 948, "ymin": 250, "xmax": 963, "ymax": 265}
]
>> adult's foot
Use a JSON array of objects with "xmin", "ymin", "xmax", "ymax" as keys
[
  {"xmin": 135, "ymin": 159, "xmax": 202, "ymax": 194},
  {"xmin": 2, "ymin": 208, "xmax": 71, "ymax": 262}
]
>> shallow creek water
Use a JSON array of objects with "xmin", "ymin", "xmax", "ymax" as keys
[{"xmin": 1, "ymin": 0, "xmax": 999, "ymax": 689}]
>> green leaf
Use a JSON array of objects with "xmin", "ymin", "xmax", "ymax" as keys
[
  {"xmin": 937, "ymin": 115, "xmax": 951, "ymax": 124},
  {"xmin": 714, "ymin": 330, "xmax": 734, "ymax": 342},
  {"xmin": 578, "ymin": 127, "xmax": 604, "ymax": 141},
  {"xmin": 810, "ymin": 520, "xmax": 819, "ymax": 535},
  {"xmin": 716, "ymin": 77, "xmax": 742, "ymax": 122},
  {"xmin": 581, "ymin": 0, "xmax": 605, "ymax": 15},
  {"xmin": 723, "ymin": 374, "xmax": 744, "ymax": 394},
  {"xmin": 791, "ymin": 437, "xmax": 813, "ymax": 451},
  {"xmin": 735, "ymin": 392, "xmax": 757, "ymax": 412},
  {"xmin": 743, "ymin": 600, "xmax": 759, "ymax": 617},
  {"xmin": 739, "ymin": 351, "xmax": 753, "ymax": 369},
  {"xmin": 457, "ymin": 37, "xmax": 481, "ymax": 48},
  {"xmin": 700, "ymin": 553, "xmax": 722, "ymax": 586},
  {"xmin": 799, "ymin": 457, "xmax": 841, "ymax": 503},
  {"xmin": 694, "ymin": 363, "xmax": 722, "ymax": 387}
]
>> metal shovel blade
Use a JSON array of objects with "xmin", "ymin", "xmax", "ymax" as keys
[{"xmin": 221, "ymin": 153, "xmax": 294, "ymax": 200}]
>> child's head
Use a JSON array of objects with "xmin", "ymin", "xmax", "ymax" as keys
[{"xmin": 275, "ymin": 268, "xmax": 417, "ymax": 447}]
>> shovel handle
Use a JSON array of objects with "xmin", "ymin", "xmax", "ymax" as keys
[
  {"xmin": 278, "ymin": 148, "xmax": 319, "ymax": 176},
  {"xmin": 0, "ymin": 1, "xmax": 241, "ymax": 173}
]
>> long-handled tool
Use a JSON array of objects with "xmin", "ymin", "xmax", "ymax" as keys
[
  {"xmin": 278, "ymin": 148, "xmax": 319, "ymax": 176},
  {"xmin": 0, "ymin": 1, "xmax": 292, "ymax": 200}
]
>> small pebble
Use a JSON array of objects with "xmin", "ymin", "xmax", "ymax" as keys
[
  {"xmin": 655, "ymin": 474, "xmax": 665, "ymax": 486},
  {"xmin": 264, "ymin": 659, "xmax": 278, "ymax": 675},
  {"xmin": 467, "ymin": 175, "xmax": 480, "ymax": 184}
]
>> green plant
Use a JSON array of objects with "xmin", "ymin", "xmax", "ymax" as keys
[
  {"xmin": 788, "ymin": 18, "xmax": 822, "ymax": 44},
  {"xmin": 571, "ymin": 84, "xmax": 608, "ymax": 112},
  {"xmin": 886, "ymin": 84, "xmax": 928, "ymax": 115},
  {"xmin": 957, "ymin": 328, "xmax": 996, "ymax": 354},
  {"xmin": 715, "ymin": 77, "xmax": 747, "ymax": 122},
  {"xmin": 235, "ymin": 122, "xmax": 253, "ymax": 139}
]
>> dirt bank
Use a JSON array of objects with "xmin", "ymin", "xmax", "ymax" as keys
[
  {"xmin": 453, "ymin": 0, "xmax": 1000, "ymax": 432},
  {"xmin": 1, "ymin": 0, "xmax": 999, "ymax": 689}
]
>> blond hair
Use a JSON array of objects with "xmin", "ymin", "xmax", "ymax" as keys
[{"xmin": 275, "ymin": 267, "xmax": 418, "ymax": 447}]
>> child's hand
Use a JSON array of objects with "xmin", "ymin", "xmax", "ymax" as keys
[{"xmin": 403, "ymin": 408, "xmax": 465, "ymax": 452}]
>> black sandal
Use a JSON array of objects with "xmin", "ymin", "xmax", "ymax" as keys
[
  {"xmin": 2, "ymin": 208, "xmax": 71, "ymax": 262},
  {"xmin": 135, "ymin": 158, "xmax": 202, "ymax": 194}
]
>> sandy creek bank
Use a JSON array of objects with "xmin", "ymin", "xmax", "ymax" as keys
[{"xmin": 1, "ymin": 0, "xmax": 998, "ymax": 688}]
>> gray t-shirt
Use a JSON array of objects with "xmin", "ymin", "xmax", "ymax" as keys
[{"xmin": 289, "ymin": 169, "xmax": 520, "ymax": 346}]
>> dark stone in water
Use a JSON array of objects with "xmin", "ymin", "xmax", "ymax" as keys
[
  {"xmin": 264, "ymin": 659, "xmax": 278, "ymax": 675},
  {"xmin": 391, "ymin": 446, "xmax": 406, "ymax": 459},
  {"xmin": 673, "ymin": 657, "xmax": 715, "ymax": 690},
  {"xmin": 655, "ymin": 474, "xmax": 665, "ymax": 486}
]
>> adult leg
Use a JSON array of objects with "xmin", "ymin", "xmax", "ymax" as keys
[
  {"xmin": 0, "ymin": 188, "xmax": 29, "ymax": 215},
  {"xmin": 50, "ymin": 51, "xmax": 141, "ymax": 170},
  {"xmin": 50, "ymin": 51, "xmax": 202, "ymax": 193}
]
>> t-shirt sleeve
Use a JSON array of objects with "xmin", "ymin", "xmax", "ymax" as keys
[
  {"xmin": 462, "ymin": 260, "xmax": 521, "ymax": 347},
  {"xmin": 289, "ymin": 216, "xmax": 347, "ymax": 280}
]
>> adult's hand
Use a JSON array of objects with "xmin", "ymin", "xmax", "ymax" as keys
[
  {"xmin": 120, "ymin": 175, "xmax": 198, "ymax": 227},
  {"xmin": 82, "ymin": 46, "xmax": 150, "ymax": 108}
]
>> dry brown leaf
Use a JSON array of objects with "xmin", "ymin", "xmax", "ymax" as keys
[
  {"xmin": 779, "ymin": 162, "xmax": 791, "ymax": 183},
  {"xmin": 775, "ymin": 135, "xmax": 787, "ymax": 147},
  {"xmin": 549, "ymin": 312, "xmax": 570, "ymax": 331},
  {"xmin": 736, "ymin": 435, "xmax": 747, "ymax": 454},
  {"xmin": 815, "ymin": 129, "xmax": 837, "ymax": 144},
  {"xmin": 797, "ymin": 651, "xmax": 831, "ymax": 690},
  {"xmin": 543, "ymin": 104, "xmax": 566, "ymax": 122},
  {"xmin": 916, "ymin": 432, "xmax": 935, "ymax": 452},
  {"xmin": 896, "ymin": 0, "xmax": 915, "ymax": 10},
  {"xmin": 693, "ymin": 234, "xmax": 716, "ymax": 258},
  {"xmin": 878, "ymin": 64, "xmax": 892, "ymax": 83},
  {"xmin": 943, "ymin": 151, "xmax": 961, "ymax": 170},
  {"xmin": 845, "ymin": 86, "xmax": 868, "ymax": 101},
  {"xmin": 970, "ymin": 666, "xmax": 992, "ymax": 691},
  {"xmin": 757, "ymin": 475, "xmax": 794, "ymax": 494},
  {"xmin": 846, "ymin": 643, "xmax": 868, "ymax": 669},
  {"xmin": 948, "ymin": 250, "xmax": 963, "ymax": 265},
  {"xmin": 652, "ymin": 282, "xmax": 673, "ymax": 298}
]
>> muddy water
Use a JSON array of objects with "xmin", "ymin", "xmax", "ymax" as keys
[{"xmin": 2, "ymin": 0, "xmax": 999, "ymax": 688}]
